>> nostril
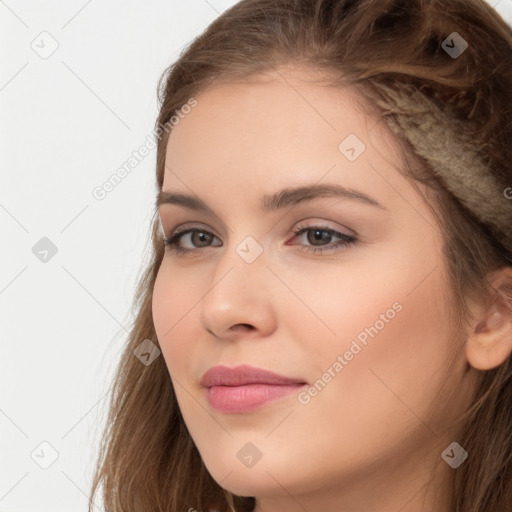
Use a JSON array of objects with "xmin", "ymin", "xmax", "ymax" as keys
[{"xmin": 233, "ymin": 323, "xmax": 254, "ymax": 331}]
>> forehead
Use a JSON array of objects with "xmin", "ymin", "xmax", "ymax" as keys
[
  {"xmin": 168, "ymin": 68, "xmax": 374, "ymax": 150},
  {"xmin": 162, "ymin": 67, "xmax": 410, "ymax": 210}
]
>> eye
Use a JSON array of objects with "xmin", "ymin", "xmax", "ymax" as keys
[
  {"xmin": 161, "ymin": 223, "xmax": 357, "ymax": 256},
  {"xmin": 288, "ymin": 222, "xmax": 357, "ymax": 255},
  {"xmin": 162, "ymin": 227, "xmax": 221, "ymax": 256}
]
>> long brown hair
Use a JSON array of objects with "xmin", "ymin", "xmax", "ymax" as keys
[{"xmin": 89, "ymin": 1, "xmax": 512, "ymax": 511}]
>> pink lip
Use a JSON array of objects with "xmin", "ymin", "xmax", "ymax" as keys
[{"xmin": 201, "ymin": 364, "xmax": 308, "ymax": 413}]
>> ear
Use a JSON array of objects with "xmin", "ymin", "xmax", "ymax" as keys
[{"xmin": 465, "ymin": 269, "xmax": 512, "ymax": 371}]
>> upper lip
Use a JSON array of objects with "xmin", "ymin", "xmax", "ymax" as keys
[{"xmin": 200, "ymin": 364, "xmax": 307, "ymax": 388}]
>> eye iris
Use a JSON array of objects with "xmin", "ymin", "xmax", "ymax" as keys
[
  {"xmin": 192, "ymin": 231, "xmax": 212, "ymax": 247},
  {"xmin": 307, "ymin": 229, "xmax": 331, "ymax": 245}
]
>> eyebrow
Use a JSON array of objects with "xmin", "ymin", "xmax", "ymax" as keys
[{"xmin": 156, "ymin": 183, "xmax": 387, "ymax": 214}]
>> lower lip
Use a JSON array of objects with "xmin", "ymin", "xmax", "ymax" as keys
[{"xmin": 205, "ymin": 383, "xmax": 307, "ymax": 413}]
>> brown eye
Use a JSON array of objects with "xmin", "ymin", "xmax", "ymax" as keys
[
  {"xmin": 189, "ymin": 230, "xmax": 214, "ymax": 247},
  {"xmin": 163, "ymin": 228, "xmax": 221, "ymax": 255},
  {"xmin": 289, "ymin": 223, "xmax": 357, "ymax": 255},
  {"xmin": 306, "ymin": 227, "xmax": 334, "ymax": 246}
]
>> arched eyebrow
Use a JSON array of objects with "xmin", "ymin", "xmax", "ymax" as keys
[{"xmin": 156, "ymin": 183, "xmax": 387, "ymax": 213}]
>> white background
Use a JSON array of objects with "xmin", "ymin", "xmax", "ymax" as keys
[{"xmin": 1, "ymin": 1, "xmax": 511, "ymax": 511}]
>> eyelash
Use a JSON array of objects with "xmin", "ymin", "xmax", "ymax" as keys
[{"xmin": 161, "ymin": 222, "xmax": 357, "ymax": 257}]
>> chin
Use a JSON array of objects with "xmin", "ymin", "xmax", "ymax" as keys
[{"xmin": 206, "ymin": 464, "xmax": 278, "ymax": 497}]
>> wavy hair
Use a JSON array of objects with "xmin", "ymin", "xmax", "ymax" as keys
[{"xmin": 89, "ymin": 1, "xmax": 512, "ymax": 511}]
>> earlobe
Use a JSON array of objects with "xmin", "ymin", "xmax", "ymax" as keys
[{"xmin": 465, "ymin": 298, "xmax": 512, "ymax": 371}]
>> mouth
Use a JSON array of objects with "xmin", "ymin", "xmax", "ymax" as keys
[{"xmin": 200, "ymin": 364, "xmax": 308, "ymax": 414}]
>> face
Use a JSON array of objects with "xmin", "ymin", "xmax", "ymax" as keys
[{"xmin": 152, "ymin": 66, "xmax": 478, "ymax": 511}]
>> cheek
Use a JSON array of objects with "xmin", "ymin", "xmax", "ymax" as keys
[
  {"xmin": 273, "ymin": 254, "xmax": 455, "ymax": 482},
  {"xmin": 283, "ymin": 231, "xmax": 453, "ymax": 401},
  {"xmin": 299, "ymin": 249, "xmax": 454, "ymax": 437},
  {"xmin": 152, "ymin": 261, "xmax": 197, "ymax": 377}
]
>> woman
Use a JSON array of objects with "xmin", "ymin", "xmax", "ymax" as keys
[{"xmin": 89, "ymin": 1, "xmax": 512, "ymax": 511}]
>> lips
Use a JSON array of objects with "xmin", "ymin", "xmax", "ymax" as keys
[
  {"xmin": 200, "ymin": 364, "xmax": 307, "ymax": 388},
  {"xmin": 200, "ymin": 364, "xmax": 308, "ymax": 413}
]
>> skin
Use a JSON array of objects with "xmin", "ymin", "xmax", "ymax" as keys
[{"xmin": 151, "ymin": 65, "xmax": 512, "ymax": 512}]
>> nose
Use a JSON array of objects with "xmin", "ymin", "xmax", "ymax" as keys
[{"xmin": 198, "ymin": 242, "xmax": 277, "ymax": 341}]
